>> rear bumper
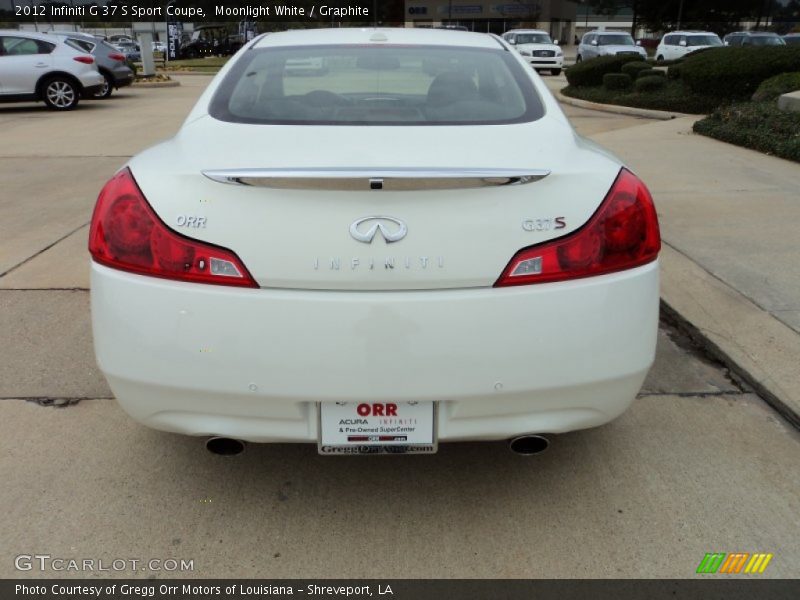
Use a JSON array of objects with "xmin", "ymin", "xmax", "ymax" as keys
[
  {"xmin": 79, "ymin": 71, "xmax": 105, "ymax": 97},
  {"xmin": 113, "ymin": 69, "xmax": 135, "ymax": 88},
  {"xmin": 82, "ymin": 84, "xmax": 104, "ymax": 98},
  {"xmin": 91, "ymin": 261, "xmax": 659, "ymax": 443}
]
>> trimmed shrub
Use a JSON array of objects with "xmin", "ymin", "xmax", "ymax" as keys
[
  {"xmin": 565, "ymin": 54, "xmax": 643, "ymax": 87},
  {"xmin": 652, "ymin": 57, "xmax": 684, "ymax": 67},
  {"xmin": 694, "ymin": 101, "xmax": 800, "ymax": 163},
  {"xmin": 621, "ymin": 61, "xmax": 651, "ymax": 78},
  {"xmin": 667, "ymin": 64, "xmax": 682, "ymax": 80},
  {"xmin": 562, "ymin": 81, "xmax": 722, "ymax": 114},
  {"xmin": 680, "ymin": 46, "xmax": 800, "ymax": 99},
  {"xmin": 637, "ymin": 68, "xmax": 666, "ymax": 79},
  {"xmin": 635, "ymin": 75, "xmax": 667, "ymax": 93},
  {"xmin": 752, "ymin": 72, "xmax": 800, "ymax": 102},
  {"xmin": 603, "ymin": 72, "xmax": 633, "ymax": 91}
]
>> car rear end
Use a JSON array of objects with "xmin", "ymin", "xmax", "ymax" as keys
[
  {"xmin": 47, "ymin": 37, "xmax": 103, "ymax": 95},
  {"xmin": 95, "ymin": 41, "xmax": 134, "ymax": 89},
  {"xmin": 89, "ymin": 29, "xmax": 660, "ymax": 453}
]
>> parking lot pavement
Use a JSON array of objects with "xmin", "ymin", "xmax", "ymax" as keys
[
  {"xmin": 1, "ymin": 332, "xmax": 798, "ymax": 579},
  {"xmin": 0, "ymin": 77, "xmax": 210, "ymax": 286},
  {"xmin": 1, "ymin": 76, "xmax": 798, "ymax": 579}
]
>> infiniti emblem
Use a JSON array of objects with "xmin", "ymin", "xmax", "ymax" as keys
[{"xmin": 349, "ymin": 216, "xmax": 407, "ymax": 244}]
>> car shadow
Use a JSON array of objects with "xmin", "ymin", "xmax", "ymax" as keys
[
  {"xmin": 0, "ymin": 100, "xmax": 122, "ymax": 115},
  {"xmin": 127, "ymin": 422, "xmax": 617, "ymax": 510}
]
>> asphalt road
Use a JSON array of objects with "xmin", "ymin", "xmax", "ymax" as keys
[{"xmin": 0, "ymin": 76, "xmax": 798, "ymax": 579}]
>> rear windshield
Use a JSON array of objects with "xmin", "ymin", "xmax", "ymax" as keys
[
  {"xmin": 209, "ymin": 44, "xmax": 544, "ymax": 126},
  {"xmin": 687, "ymin": 35, "xmax": 722, "ymax": 46},
  {"xmin": 598, "ymin": 34, "xmax": 635, "ymax": 46},
  {"xmin": 65, "ymin": 37, "xmax": 96, "ymax": 53}
]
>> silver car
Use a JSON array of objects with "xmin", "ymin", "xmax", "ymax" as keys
[
  {"xmin": 46, "ymin": 32, "xmax": 134, "ymax": 98},
  {"xmin": 724, "ymin": 31, "xmax": 786, "ymax": 47},
  {"xmin": 577, "ymin": 31, "xmax": 648, "ymax": 62},
  {"xmin": 0, "ymin": 29, "xmax": 104, "ymax": 110}
]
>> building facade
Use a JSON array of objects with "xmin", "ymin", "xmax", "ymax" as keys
[{"xmin": 404, "ymin": 0, "xmax": 579, "ymax": 43}]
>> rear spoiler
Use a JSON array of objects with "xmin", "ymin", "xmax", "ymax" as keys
[{"xmin": 201, "ymin": 167, "xmax": 550, "ymax": 191}]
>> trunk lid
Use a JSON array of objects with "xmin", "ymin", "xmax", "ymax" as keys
[{"xmin": 129, "ymin": 117, "xmax": 621, "ymax": 290}]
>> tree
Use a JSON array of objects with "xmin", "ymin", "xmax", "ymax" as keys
[
  {"xmin": 584, "ymin": 1, "xmax": 640, "ymax": 36},
  {"xmin": 585, "ymin": 0, "xmax": 767, "ymax": 35}
]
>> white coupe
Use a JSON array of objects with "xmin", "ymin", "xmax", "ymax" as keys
[{"xmin": 89, "ymin": 28, "xmax": 660, "ymax": 456}]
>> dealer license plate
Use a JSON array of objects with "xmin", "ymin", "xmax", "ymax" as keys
[{"xmin": 318, "ymin": 401, "xmax": 437, "ymax": 455}]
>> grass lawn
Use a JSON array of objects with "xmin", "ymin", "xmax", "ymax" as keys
[{"xmin": 161, "ymin": 57, "xmax": 231, "ymax": 72}]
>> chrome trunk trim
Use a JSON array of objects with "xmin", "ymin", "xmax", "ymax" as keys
[{"xmin": 201, "ymin": 167, "xmax": 550, "ymax": 191}]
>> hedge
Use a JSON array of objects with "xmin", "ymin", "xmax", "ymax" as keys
[
  {"xmin": 603, "ymin": 73, "xmax": 633, "ymax": 91},
  {"xmin": 635, "ymin": 76, "xmax": 667, "ymax": 92},
  {"xmin": 667, "ymin": 64, "xmax": 682, "ymax": 80},
  {"xmin": 562, "ymin": 80, "xmax": 721, "ymax": 113},
  {"xmin": 751, "ymin": 72, "xmax": 800, "ymax": 102},
  {"xmin": 694, "ymin": 101, "xmax": 800, "ymax": 162},
  {"xmin": 680, "ymin": 46, "xmax": 800, "ymax": 99},
  {"xmin": 565, "ymin": 55, "xmax": 643, "ymax": 87},
  {"xmin": 621, "ymin": 61, "xmax": 651, "ymax": 78},
  {"xmin": 637, "ymin": 68, "xmax": 666, "ymax": 79}
]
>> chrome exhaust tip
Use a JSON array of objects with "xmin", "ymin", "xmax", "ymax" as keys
[
  {"xmin": 205, "ymin": 437, "xmax": 246, "ymax": 456},
  {"xmin": 508, "ymin": 434, "xmax": 550, "ymax": 456}
]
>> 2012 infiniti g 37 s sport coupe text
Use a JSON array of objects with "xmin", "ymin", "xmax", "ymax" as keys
[{"xmin": 89, "ymin": 28, "xmax": 660, "ymax": 455}]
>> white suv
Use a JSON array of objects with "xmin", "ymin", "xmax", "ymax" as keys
[
  {"xmin": 656, "ymin": 31, "xmax": 722, "ymax": 62},
  {"xmin": 0, "ymin": 30, "xmax": 105, "ymax": 110},
  {"xmin": 502, "ymin": 29, "xmax": 564, "ymax": 75}
]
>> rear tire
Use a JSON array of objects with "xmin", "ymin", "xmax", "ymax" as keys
[
  {"xmin": 551, "ymin": 68, "xmax": 562, "ymax": 76},
  {"xmin": 42, "ymin": 77, "xmax": 80, "ymax": 111},
  {"xmin": 95, "ymin": 73, "xmax": 114, "ymax": 99}
]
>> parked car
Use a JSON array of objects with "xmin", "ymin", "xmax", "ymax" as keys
[
  {"xmin": 723, "ymin": 31, "xmax": 786, "ymax": 46},
  {"xmin": 46, "ymin": 32, "xmax": 134, "ymax": 98},
  {"xmin": 782, "ymin": 33, "xmax": 800, "ymax": 46},
  {"xmin": 655, "ymin": 31, "xmax": 722, "ymax": 62},
  {"xmin": 502, "ymin": 29, "xmax": 564, "ymax": 75},
  {"xmin": 108, "ymin": 35, "xmax": 136, "ymax": 48},
  {"xmin": 112, "ymin": 41, "xmax": 141, "ymax": 62},
  {"xmin": 152, "ymin": 41, "xmax": 167, "ymax": 53},
  {"xmin": 577, "ymin": 30, "xmax": 648, "ymax": 62},
  {"xmin": 178, "ymin": 36, "xmax": 213, "ymax": 59},
  {"xmin": 89, "ymin": 28, "xmax": 660, "ymax": 456},
  {"xmin": 0, "ymin": 30, "xmax": 104, "ymax": 110}
]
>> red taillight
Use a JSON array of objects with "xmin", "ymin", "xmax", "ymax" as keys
[
  {"xmin": 89, "ymin": 169, "xmax": 258, "ymax": 288},
  {"xmin": 108, "ymin": 52, "xmax": 126, "ymax": 62},
  {"xmin": 495, "ymin": 168, "xmax": 660, "ymax": 287},
  {"xmin": 73, "ymin": 55, "xmax": 94, "ymax": 64}
]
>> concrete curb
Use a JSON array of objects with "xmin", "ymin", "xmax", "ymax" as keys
[
  {"xmin": 132, "ymin": 80, "xmax": 181, "ymax": 88},
  {"xmin": 659, "ymin": 243, "xmax": 800, "ymax": 430},
  {"xmin": 555, "ymin": 90, "xmax": 688, "ymax": 121}
]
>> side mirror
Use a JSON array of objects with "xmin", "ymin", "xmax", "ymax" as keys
[
  {"xmin": 591, "ymin": 40, "xmax": 598, "ymax": 46},
  {"xmin": 679, "ymin": 40, "xmax": 687, "ymax": 47},
  {"xmin": 553, "ymin": 39, "xmax": 559, "ymax": 45},
  {"xmin": 507, "ymin": 38, "xmax": 516, "ymax": 45},
  {"xmin": 724, "ymin": 41, "xmax": 730, "ymax": 46},
  {"xmin": 636, "ymin": 40, "xmax": 642, "ymax": 46}
]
